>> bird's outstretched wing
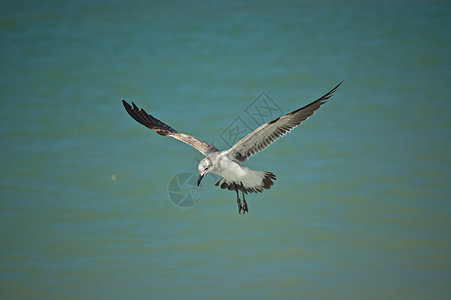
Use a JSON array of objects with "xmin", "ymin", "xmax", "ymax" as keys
[
  {"xmin": 226, "ymin": 82, "xmax": 342, "ymax": 162},
  {"xmin": 123, "ymin": 100, "xmax": 218, "ymax": 155}
]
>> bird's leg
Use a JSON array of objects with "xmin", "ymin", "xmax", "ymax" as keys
[
  {"xmin": 233, "ymin": 182, "xmax": 243, "ymax": 214},
  {"xmin": 240, "ymin": 182, "xmax": 248, "ymax": 214}
]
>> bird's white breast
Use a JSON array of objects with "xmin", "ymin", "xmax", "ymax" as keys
[{"xmin": 212, "ymin": 152, "xmax": 248, "ymax": 182}]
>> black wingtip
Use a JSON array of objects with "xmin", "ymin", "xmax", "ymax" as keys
[
  {"xmin": 331, "ymin": 81, "xmax": 343, "ymax": 94},
  {"xmin": 122, "ymin": 100, "xmax": 137, "ymax": 117},
  {"xmin": 318, "ymin": 81, "xmax": 343, "ymax": 101},
  {"xmin": 122, "ymin": 100, "xmax": 131, "ymax": 110},
  {"xmin": 330, "ymin": 80, "xmax": 343, "ymax": 94}
]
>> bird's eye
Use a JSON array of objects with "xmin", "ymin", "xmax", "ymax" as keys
[{"xmin": 205, "ymin": 167, "xmax": 209, "ymax": 170}]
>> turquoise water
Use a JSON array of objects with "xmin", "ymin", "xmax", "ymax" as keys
[{"xmin": 1, "ymin": 0, "xmax": 450, "ymax": 298}]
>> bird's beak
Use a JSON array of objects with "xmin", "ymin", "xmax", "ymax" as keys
[{"xmin": 197, "ymin": 174, "xmax": 204, "ymax": 186}]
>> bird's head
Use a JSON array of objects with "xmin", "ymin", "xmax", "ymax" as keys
[{"xmin": 197, "ymin": 158, "xmax": 213, "ymax": 186}]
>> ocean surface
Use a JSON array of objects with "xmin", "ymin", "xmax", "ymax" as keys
[{"xmin": 1, "ymin": 0, "xmax": 450, "ymax": 298}]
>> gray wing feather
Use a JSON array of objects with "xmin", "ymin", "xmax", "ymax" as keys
[
  {"xmin": 123, "ymin": 100, "xmax": 218, "ymax": 155},
  {"xmin": 226, "ymin": 82, "xmax": 342, "ymax": 162}
]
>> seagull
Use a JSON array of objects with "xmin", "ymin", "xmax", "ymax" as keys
[{"xmin": 123, "ymin": 82, "xmax": 342, "ymax": 214}]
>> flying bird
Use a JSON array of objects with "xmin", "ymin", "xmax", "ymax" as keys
[{"xmin": 123, "ymin": 82, "xmax": 342, "ymax": 214}]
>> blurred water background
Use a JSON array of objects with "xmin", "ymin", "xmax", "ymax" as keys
[{"xmin": 1, "ymin": 0, "xmax": 450, "ymax": 298}]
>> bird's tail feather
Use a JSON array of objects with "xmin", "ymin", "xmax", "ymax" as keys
[{"xmin": 215, "ymin": 171, "xmax": 276, "ymax": 194}]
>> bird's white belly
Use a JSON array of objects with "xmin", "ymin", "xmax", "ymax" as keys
[
  {"xmin": 217, "ymin": 162, "xmax": 248, "ymax": 182},
  {"xmin": 211, "ymin": 153, "xmax": 265, "ymax": 189}
]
